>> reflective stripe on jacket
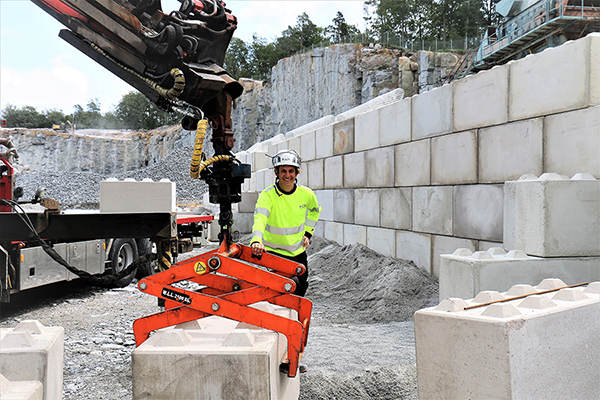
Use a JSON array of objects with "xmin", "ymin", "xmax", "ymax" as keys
[{"xmin": 251, "ymin": 184, "xmax": 321, "ymax": 257}]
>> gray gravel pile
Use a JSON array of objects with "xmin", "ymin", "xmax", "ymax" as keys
[{"xmin": 14, "ymin": 146, "xmax": 207, "ymax": 209}]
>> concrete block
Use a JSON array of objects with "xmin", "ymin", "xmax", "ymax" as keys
[
  {"xmin": 100, "ymin": 178, "xmax": 176, "ymax": 212},
  {"xmin": 333, "ymin": 190, "xmax": 354, "ymax": 224},
  {"xmin": 354, "ymin": 189, "xmax": 380, "ymax": 227},
  {"xmin": 544, "ymin": 105, "xmax": 600, "ymax": 178},
  {"xmin": 333, "ymin": 119, "xmax": 354, "ymax": 155},
  {"xmin": 239, "ymin": 192, "xmax": 259, "ymax": 213},
  {"xmin": 440, "ymin": 247, "xmax": 600, "ymax": 300},
  {"xmin": 431, "ymin": 235, "xmax": 477, "ymax": 277},
  {"xmin": 299, "ymin": 131, "xmax": 316, "ymax": 161},
  {"xmin": 453, "ymin": 184, "xmax": 503, "ymax": 242},
  {"xmin": 478, "ymin": 240, "xmax": 503, "ymax": 252},
  {"xmin": 233, "ymin": 213, "xmax": 254, "ymax": 234},
  {"xmin": 365, "ymin": 147, "xmax": 394, "ymax": 188},
  {"xmin": 276, "ymin": 141, "xmax": 288, "ymax": 153},
  {"xmin": 453, "ymin": 65, "xmax": 508, "ymax": 131},
  {"xmin": 412, "ymin": 84, "xmax": 453, "ymax": 139},
  {"xmin": 315, "ymin": 190, "xmax": 333, "ymax": 221},
  {"xmin": 313, "ymin": 221, "xmax": 324, "ymax": 238},
  {"xmin": 394, "ymin": 140, "xmax": 430, "ymax": 187},
  {"xmin": 323, "ymin": 156, "xmax": 343, "ymax": 189},
  {"xmin": 288, "ymin": 138, "xmax": 301, "ymax": 157},
  {"xmin": 249, "ymin": 151, "xmax": 269, "ymax": 172},
  {"xmin": 396, "ymin": 230, "xmax": 432, "ymax": 273},
  {"xmin": 132, "ymin": 313, "xmax": 299, "ymax": 400},
  {"xmin": 504, "ymin": 173, "xmax": 600, "ymax": 257},
  {"xmin": 380, "ymin": 188, "xmax": 411, "ymax": 230},
  {"xmin": 354, "ymin": 110, "xmax": 380, "ymax": 151},
  {"xmin": 343, "ymin": 224, "xmax": 367, "ymax": 246},
  {"xmin": 366, "ymin": 227, "xmax": 395, "ymax": 257},
  {"xmin": 315, "ymin": 125, "xmax": 334, "ymax": 159},
  {"xmin": 379, "ymin": 98, "xmax": 411, "ymax": 147},
  {"xmin": 416, "ymin": 281, "xmax": 600, "ymax": 400},
  {"xmin": 412, "ymin": 186, "xmax": 453, "ymax": 235},
  {"xmin": 509, "ymin": 34, "xmax": 600, "ymax": 121},
  {"xmin": 343, "ymin": 152, "xmax": 366, "ymax": 188},
  {"xmin": 255, "ymin": 169, "xmax": 269, "ymax": 192},
  {"xmin": 297, "ymin": 171, "xmax": 308, "ymax": 187},
  {"xmin": 479, "ymin": 118, "xmax": 543, "ymax": 183},
  {"xmin": 431, "ymin": 131, "xmax": 477, "ymax": 185},
  {"xmin": 306, "ymin": 159, "xmax": 324, "ymax": 190},
  {"xmin": 0, "ymin": 374, "xmax": 43, "ymax": 400},
  {"xmin": 0, "ymin": 321, "xmax": 64, "ymax": 400},
  {"xmin": 267, "ymin": 143, "xmax": 278, "ymax": 156},
  {"xmin": 323, "ymin": 221, "xmax": 344, "ymax": 245}
]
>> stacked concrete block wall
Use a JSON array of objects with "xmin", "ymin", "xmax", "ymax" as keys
[
  {"xmin": 235, "ymin": 33, "xmax": 600, "ymax": 276},
  {"xmin": 414, "ymin": 279, "xmax": 600, "ymax": 399},
  {"xmin": 132, "ymin": 304, "xmax": 299, "ymax": 400},
  {"xmin": 0, "ymin": 320, "xmax": 64, "ymax": 400},
  {"xmin": 0, "ymin": 374, "xmax": 43, "ymax": 400}
]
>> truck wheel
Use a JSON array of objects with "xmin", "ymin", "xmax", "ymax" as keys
[
  {"xmin": 108, "ymin": 238, "xmax": 138, "ymax": 287},
  {"xmin": 135, "ymin": 238, "xmax": 156, "ymax": 278}
]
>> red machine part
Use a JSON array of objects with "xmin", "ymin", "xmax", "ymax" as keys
[
  {"xmin": 133, "ymin": 241, "xmax": 312, "ymax": 378},
  {"xmin": 0, "ymin": 157, "xmax": 15, "ymax": 212}
]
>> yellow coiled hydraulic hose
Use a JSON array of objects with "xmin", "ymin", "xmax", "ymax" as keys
[
  {"xmin": 190, "ymin": 154, "xmax": 234, "ymax": 179},
  {"xmin": 190, "ymin": 119, "xmax": 208, "ymax": 178}
]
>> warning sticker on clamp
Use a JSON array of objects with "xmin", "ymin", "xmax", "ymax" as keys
[
  {"xmin": 161, "ymin": 288, "xmax": 192, "ymax": 305},
  {"xmin": 194, "ymin": 261, "xmax": 208, "ymax": 275}
]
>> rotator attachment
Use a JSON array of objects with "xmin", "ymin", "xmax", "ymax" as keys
[{"xmin": 133, "ymin": 241, "xmax": 312, "ymax": 378}]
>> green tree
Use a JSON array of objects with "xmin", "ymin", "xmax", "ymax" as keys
[
  {"xmin": 248, "ymin": 34, "xmax": 282, "ymax": 79},
  {"xmin": 276, "ymin": 12, "xmax": 325, "ymax": 57},
  {"xmin": 224, "ymin": 37, "xmax": 251, "ymax": 79},
  {"xmin": 1, "ymin": 104, "xmax": 49, "ymax": 128},
  {"xmin": 114, "ymin": 91, "xmax": 178, "ymax": 130},
  {"xmin": 73, "ymin": 99, "xmax": 102, "ymax": 128},
  {"xmin": 44, "ymin": 109, "xmax": 68, "ymax": 126},
  {"xmin": 326, "ymin": 11, "xmax": 360, "ymax": 43}
]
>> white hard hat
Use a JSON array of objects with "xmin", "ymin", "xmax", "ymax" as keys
[{"xmin": 272, "ymin": 149, "xmax": 301, "ymax": 168}]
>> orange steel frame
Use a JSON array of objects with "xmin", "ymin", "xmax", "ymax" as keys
[{"xmin": 133, "ymin": 241, "xmax": 312, "ymax": 377}]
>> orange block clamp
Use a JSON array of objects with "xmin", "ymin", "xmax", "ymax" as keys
[{"xmin": 133, "ymin": 241, "xmax": 312, "ymax": 377}]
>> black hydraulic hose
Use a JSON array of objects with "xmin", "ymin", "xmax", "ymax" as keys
[{"xmin": 0, "ymin": 199, "xmax": 157, "ymax": 287}]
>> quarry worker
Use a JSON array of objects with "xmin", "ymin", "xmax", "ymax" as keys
[{"xmin": 250, "ymin": 149, "xmax": 321, "ymax": 297}]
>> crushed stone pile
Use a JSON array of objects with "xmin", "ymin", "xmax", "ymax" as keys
[
  {"xmin": 306, "ymin": 237, "xmax": 439, "ymax": 324},
  {"xmin": 14, "ymin": 146, "xmax": 207, "ymax": 209}
]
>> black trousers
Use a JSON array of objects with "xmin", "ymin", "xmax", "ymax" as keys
[{"xmin": 268, "ymin": 250, "xmax": 308, "ymax": 297}]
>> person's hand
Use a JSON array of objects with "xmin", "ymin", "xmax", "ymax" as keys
[
  {"xmin": 302, "ymin": 236, "xmax": 310, "ymax": 249},
  {"xmin": 251, "ymin": 242, "xmax": 264, "ymax": 257}
]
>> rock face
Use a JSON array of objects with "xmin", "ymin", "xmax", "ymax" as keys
[{"xmin": 417, "ymin": 51, "xmax": 460, "ymax": 93}]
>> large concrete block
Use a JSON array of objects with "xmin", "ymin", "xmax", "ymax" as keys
[
  {"xmin": 306, "ymin": 159, "xmax": 324, "ymax": 190},
  {"xmin": 343, "ymin": 152, "xmax": 366, "ymax": 188},
  {"xmin": 233, "ymin": 212, "xmax": 254, "ymax": 234},
  {"xmin": 333, "ymin": 119, "xmax": 354, "ymax": 155},
  {"xmin": 440, "ymin": 248, "xmax": 600, "ymax": 300},
  {"xmin": 431, "ymin": 235, "xmax": 477, "ymax": 277},
  {"xmin": 479, "ymin": 118, "xmax": 543, "ymax": 183},
  {"xmin": 315, "ymin": 125, "xmax": 334, "ymax": 159},
  {"xmin": 431, "ymin": 130, "xmax": 477, "ymax": 185},
  {"xmin": 396, "ymin": 230, "xmax": 432, "ymax": 273},
  {"xmin": 453, "ymin": 184, "xmax": 503, "ymax": 242},
  {"xmin": 333, "ymin": 189, "xmax": 354, "ymax": 224},
  {"xmin": 379, "ymin": 98, "xmax": 411, "ymax": 147},
  {"xmin": 297, "ymin": 171, "xmax": 308, "ymax": 187},
  {"xmin": 544, "ymin": 105, "xmax": 600, "ymax": 178},
  {"xmin": 132, "ymin": 312, "xmax": 299, "ymax": 400},
  {"xmin": 288, "ymin": 138, "xmax": 301, "ymax": 156},
  {"xmin": 366, "ymin": 227, "xmax": 396, "ymax": 257},
  {"xmin": 100, "ymin": 178, "xmax": 176, "ymax": 212},
  {"xmin": 0, "ymin": 321, "xmax": 64, "ymax": 400},
  {"xmin": 0, "ymin": 374, "xmax": 43, "ymax": 400},
  {"xmin": 365, "ymin": 147, "xmax": 394, "ymax": 188},
  {"xmin": 416, "ymin": 280, "xmax": 600, "ymax": 400},
  {"xmin": 239, "ymin": 192, "xmax": 259, "ymax": 213},
  {"xmin": 509, "ymin": 33, "xmax": 600, "ymax": 121},
  {"xmin": 504, "ymin": 173, "xmax": 600, "ymax": 257},
  {"xmin": 315, "ymin": 190, "xmax": 333, "ymax": 221},
  {"xmin": 380, "ymin": 188, "xmax": 411, "ymax": 230},
  {"xmin": 343, "ymin": 224, "xmax": 367, "ymax": 246},
  {"xmin": 354, "ymin": 189, "xmax": 380, "ymax": 227},
  {"xmin": 251, "ymin": 151, "xmax": 269, "ymax": 172},
  {"xmin": 299, "ymin": 131, "xmax": 316, "ymax": 161},
  {"xmin": 323, "ymin": 221, "xmax": 344, "ymax": 244},
  {"xmin": 412, "ymin": 84, "xmax": 453, "ymax": 139},
  {"xmin": 323, "ymin": 156, "xmax": 343, "ymax": 189},
  {"xmin": 394, "ymin": 140, "xmax": 430, "ymax": 187},
  {"xmin": 412, "ymin": 186, "xmax": 453, "ymax": 235},
  {"xmin": 355, "ymin": 110, "xmax": 380, "ymax": 151},
  {"xmin": 453, "ymin": 65, "xmax": 508, "ymax": 131}
]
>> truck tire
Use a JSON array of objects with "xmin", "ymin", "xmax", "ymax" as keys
[
  {"xmin": 135, "ymin": 238, "xmax": 156, "ymax": 279},
  {"xmin": 108, "ymin": 238, "xmax": 138, "ymax": 287}
]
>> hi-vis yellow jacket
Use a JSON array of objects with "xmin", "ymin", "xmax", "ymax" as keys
[{"xmin": 251, "ymin": 184, "xmax": 321, "ymax": 257}]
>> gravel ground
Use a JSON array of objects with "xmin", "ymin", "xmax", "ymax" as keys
[{"xmin": 0, "ymin": 237, "xmax": 438, "ymax": 399}]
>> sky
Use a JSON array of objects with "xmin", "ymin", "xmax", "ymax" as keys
[{"xmin": 0, "ymin": 0, "xmax": 367, "ymax": 114}]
